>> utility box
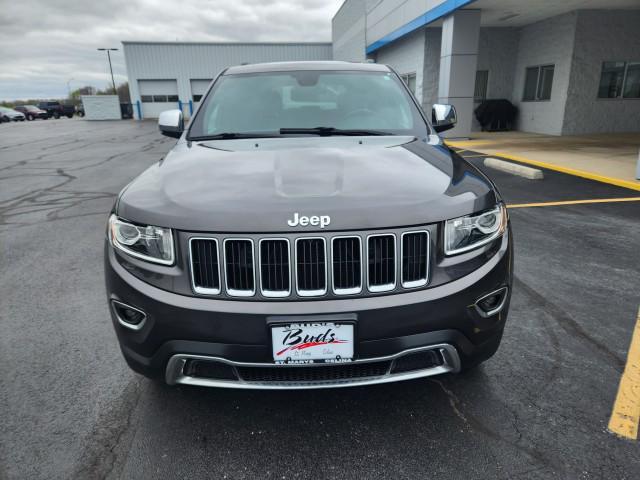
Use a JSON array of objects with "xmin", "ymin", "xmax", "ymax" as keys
[{"xmin": 81, "ymin": 95, "xmax": 121, "ymax": 120}]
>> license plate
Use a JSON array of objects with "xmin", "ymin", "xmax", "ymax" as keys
[{"xmin": 271, "ymin": 322, "xmax": 354, "ymax": 364}]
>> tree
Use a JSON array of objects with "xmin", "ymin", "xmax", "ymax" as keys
[
  {"xmin": 69, "ymin": 86, "xmax": 97, "ymax": 103},
  {"xmin": 95, "ymin": 82, "xmax": 130, "ymax": 103}
]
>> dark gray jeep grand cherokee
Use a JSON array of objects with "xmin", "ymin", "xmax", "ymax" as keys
[{"xmin": 105, "ymin": 61, "xmax": 512, "ymax": 389}]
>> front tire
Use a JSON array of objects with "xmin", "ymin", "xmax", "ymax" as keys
[
  {"xmin": 27, "ymin": 114, "xmax": 34, "ymax": 121},
  {"xmin": 53, "ymin": 111, "xmax": 60, "ymax": 119}
]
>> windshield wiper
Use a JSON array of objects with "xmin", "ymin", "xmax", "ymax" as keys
[
  {"xmin": 188, "ymin": 132, "xmax": 282, "ymax": 141},
  {"xmin": 279, "ymin": 127, "xmax": 391, "ymax": 136}
]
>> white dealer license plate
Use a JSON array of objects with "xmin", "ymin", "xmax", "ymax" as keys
[{"xmin": 271, "ymin": 322, "xmax": 354, "ymax": 364}]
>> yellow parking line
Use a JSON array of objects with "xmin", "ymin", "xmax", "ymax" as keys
[
  {"xmin": 445, "ymin": 140, "xmax": 494, "ymax": 148},
  {"xmin": 460, "ymin": 154, "xmax": 488, "ymax": 158},
  {"xmin": 508, "ymin": 197, "xmax": 640, "ymax": 208},
  {"xmin": 608, "ymin": 308, "xmax": 640, "ymax": 440},
  {"xmin": 492, "ymin": 152, "xmax": 640, "ymax": 192}
]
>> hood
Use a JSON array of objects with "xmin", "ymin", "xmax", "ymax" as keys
[{"xmin": 116, "ymin": 136, "xmax": 497, "ymax": 232}]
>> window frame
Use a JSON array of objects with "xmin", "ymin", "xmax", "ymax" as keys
[
  {"xmin": 597, "ymin": 61, "xmax": 640, "ymax": 100},
  {"xmin": 522, "ymin": 64, "xmax": 555, "ymax": 102},
  {"xmin": 400, "ymin": 72, "xmax": 417, "ymax": 95}
]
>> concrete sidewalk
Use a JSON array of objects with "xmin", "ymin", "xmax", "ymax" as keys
[{"xmin": 447, "ymin": 131, "xmax": 640, "ymax": 189}]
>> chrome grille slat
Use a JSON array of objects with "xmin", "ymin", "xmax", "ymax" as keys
[
  {"xmin": 367, "ymin": 234, "xmax": 396, "ymax": 292},
  {"xmin": 295, "ymin": 237, "xmax": 327, "ymax": 296},
  {"xmin": 259, "ymin": 239, "xmax": 291, "ymax": 297},
  {"xmin": 332, "ymin": 236, "xmax": 362, "ymax": 295},
  {"xmin": 189, "ymin": 238, "xmax": 221, "ymax": 295},
  {"xmin": 401, "ymin": 231, "xmax": 430, "ymax": 288},
  {"xmin": 224, "ymin": 239, "xmax": 255, "ymax": 296}
]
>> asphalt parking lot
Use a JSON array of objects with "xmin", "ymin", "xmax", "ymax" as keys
[{"xmin": 1, "ymin": 119, "xmax": 639, "ymax": 479}]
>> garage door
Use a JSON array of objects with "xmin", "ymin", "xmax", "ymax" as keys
[
  {"xmin": 138, "ymin": 79, "xmax": 179, "ymax": 118},
  {"xmin": 190, "ymin": 79, "xmax": 212, "ymax": 107}
]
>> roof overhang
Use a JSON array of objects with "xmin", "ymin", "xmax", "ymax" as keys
[{"xmin": 366, "ymin": 0, "xmax": 640, "ymax": 54}]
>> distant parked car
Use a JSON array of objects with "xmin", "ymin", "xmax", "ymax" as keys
[
  {"xmin": 0, "ymin": 106, "xmax": 26, "ymax": 122},
  {"xmin": 14, "ymin": 105, "xmax": 48, "ymax": 121},
  {"xmin": 37, "ymin": 101, "xmax": 75, "ymax": 119}
]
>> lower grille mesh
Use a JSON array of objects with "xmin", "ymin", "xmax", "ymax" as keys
[{"xmin": 237, "ymin": 362, "xmax": 391, "ymax": 383}]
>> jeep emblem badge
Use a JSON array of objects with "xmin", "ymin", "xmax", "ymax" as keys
[{"xmin": 287, "ymin": 213, "xmax": 331, "ymax": 229}]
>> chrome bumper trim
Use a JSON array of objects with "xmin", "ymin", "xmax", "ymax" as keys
[{"xmin": 165, "ymin": 344, "xmax": 460, "ymax": 390}]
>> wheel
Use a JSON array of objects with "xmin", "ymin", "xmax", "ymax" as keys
[
  {"xmin": 53, "ymin": 111, "xmax": 60, "ymax": 119},
  {"xmin": 77, "ymin": 111, "xmax": 85, "ymax": 117},
  {"xmin": 66, "ymin": 114, "xmax": 73, "ymax": 118},
  {"xmin": 27, "ymin": 114, "xmax": 34, "ymax": 121}
]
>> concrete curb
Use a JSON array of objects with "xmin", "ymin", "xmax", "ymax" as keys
[{"xmin": 484, "ymin": 157, "xmax": 544, "ymax": 180}]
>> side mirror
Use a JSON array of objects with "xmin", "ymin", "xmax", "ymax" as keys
[
  {"xmin": 158, "ymin": 109, "xmax": 184, "ymax": 138},
  {"xmin": 431, "ymin": 104, "xmax": 457, "ymax": 133}
]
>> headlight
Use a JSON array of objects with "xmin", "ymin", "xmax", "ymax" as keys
[
  {"xmin": 108, "ymin": 214, "xmax": 174, "ymax": 265},
  {"xmin": 444, "ymin": 204, "xmax": 507, "ymax": 255}
]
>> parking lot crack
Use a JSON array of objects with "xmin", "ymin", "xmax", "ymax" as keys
[
  {"xmin": 71, "ymin": 377, "xmax": 143, "ymax": 480},
  {"xmin": 514, "ymin": 276, "xmax": 625, "ymax": 371}
]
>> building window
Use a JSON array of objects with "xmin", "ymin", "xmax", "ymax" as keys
[
  {"xmin": 598, "ymin": 61, "xmax": 640, "ymax": 99},
  {"xmin": 400, "ymin": 73, "xmax": 417, "ymax": 95},
  {"xmin": 523, "ymin": 64, "xmax": 554, "ymax": 101},
  {"xmin": 193, "ymin": 94, "xmax": 203, "ymax": 102},
  {"xmin": 142, "ymin": 95, "xmax": 179, "ymax": 103},
  {"xmin": 474, "ymin": 70, "xmax": 489, "ymax": 102}
]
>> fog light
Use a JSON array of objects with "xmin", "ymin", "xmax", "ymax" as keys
[
  {"xmin": 474, "ymin": 287, "xmax": 508, "ymax": 317},
  {"xmin": 111, "ymin": 300, "xmax": 147, "ymax": 330}
]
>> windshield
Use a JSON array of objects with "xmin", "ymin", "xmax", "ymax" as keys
[{"xmin": 188, "ymin": 70, "xmax": 429, "ymax": 139}]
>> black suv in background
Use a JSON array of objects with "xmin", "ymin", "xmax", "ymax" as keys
[
  {"xmin": 105, "ymin": 61, "xmax": 513, "ymax": 390},
  {"xmin": 37, "ymin": 101, "xmax": 75, "ymax": 119}
]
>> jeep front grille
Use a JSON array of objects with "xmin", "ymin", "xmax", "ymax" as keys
[{"xmin": 189, "ymin": 228, "xmax": 432, "ymax": 299}]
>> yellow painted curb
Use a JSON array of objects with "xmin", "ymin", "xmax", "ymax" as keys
[
  {"xmin": 491, "ymin": 152, "xmax": 640, "ymax": 192},
  {"xmin": 608, "ymin": 308, "xmax": 640, "ymax": 440},
  {"xmin": 508, "ymin": 197, "xmax": 640, "ymax": 208}
]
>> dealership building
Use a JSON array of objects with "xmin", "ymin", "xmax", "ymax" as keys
[
  {"xmin": 122, "ymin": 42, "xmax": 332, "ymax": 120},
  {"xmin": 122, "ymin": 1, "xmax": 640, "ymax": 138},
  {"xmin": 333, "ymin": 0, "xmax": 640, "ymax": 136}
]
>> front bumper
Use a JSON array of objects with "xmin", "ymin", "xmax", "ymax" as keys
[{"xmin": 105, "ymin": 231, "xmax": 512, "ymax": 388}]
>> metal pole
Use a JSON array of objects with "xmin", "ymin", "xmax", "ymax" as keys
[{"xmin": 106, "ymin": 50, "xmax": 116, "ymax": 94}]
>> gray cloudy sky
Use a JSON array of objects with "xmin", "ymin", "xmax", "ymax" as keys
[{"xmin": 0, "ymin": 0, "xmax": 342, "ymax": 100}]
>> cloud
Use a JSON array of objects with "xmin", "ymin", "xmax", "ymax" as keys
[{"xmin": 0, "ymin": 0, "xmax": 342, "ymax": 100}]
